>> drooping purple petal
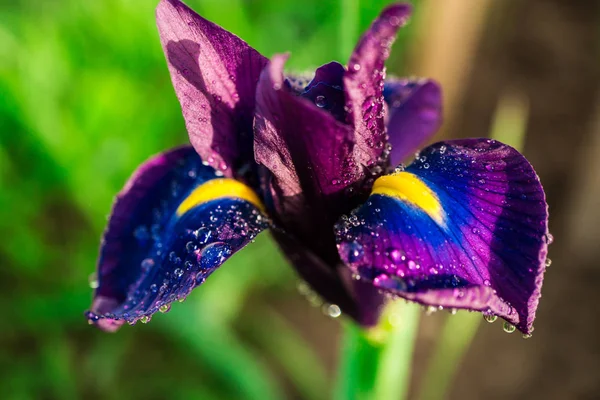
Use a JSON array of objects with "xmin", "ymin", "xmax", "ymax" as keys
[
  {"xmin": 384, "ymin": 78, "xmax": 443, "ymax": 164},
  {"xmin": 344, "ymin": 3, "xmax": 412, "ymax": 170},
  {"xmin": 87, "ymin": 147, "xmax": 268, "ymax": 331},
  {"xmin": 273, "ymin": 230, "xmax": 383, "ymax": 327},
  {"xmin": 336, "ymin": 139, "xmax": 549, "ymax": 334},
  {"xmin": 156, "ymin": 0, "xmax": 267, "ymax": 176}
]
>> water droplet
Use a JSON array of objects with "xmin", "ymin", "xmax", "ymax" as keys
[
  {"xmin": 425, "ymin": 305, "xmax": 437, "ymax": 315},
  {"xmin": 393, "ymin": 164, "xmax": 406, "ymax": 173},
  {"xmin": 186, "ymin": 241, "xmax": 197, "ymax": 253},
  {"xmin": 484, "ymin": 314, "xmax": 497, "ymax": 323},
  {"xmin": 545, "ymin": 258, "xmax": 552, "ymax": 267},
  {"xmin": 297, "ymin": 281, "xmax": 311, "ymax": 295},
  {"xmin": 449, "ymin": 308, "xmax": 458, "ymax": 315},
  {"xmin": 199, "ymin": 242, "xmax": 232, "ymax": 270},
  {"xmin": 544, "ymin": 233, "xmax": 554, "ymax": 245},
  {"xmin": 503, "ymin": 322, "xmax": 516, "ymax": 333},
  {"xmin": 315, "ymin": 95, "xmax": 327, "ymax": 108},
  {"xmin": 352, "ymin": 63, "xmax": 361, "ymax": 71},
  {"xmin": 88, "ymin": 272, "xmax": 99, "ymax": 289},
  {"xmin": 159, "ymin": 304, "xmax": 171, "ymax": 313},
  {"xmin": 325, "ymin": 304, "xmax": 341, "ymax": 318},
  {"xmin": 388, "ymin": 248, "xmax": 403, "ymax": 262},
  {"xmin": 389, "ymin": 15, "xmax": 401, "ymax": 27},
  {"xmin": 141, "ymin": 258, "xmax": 155, "ymax": 271},
  {"xmin": 345, "ymin": 241, "xmax": 364, "ymax": 263},
  {"xmin": 522, "ymin": 333, "xmax": 533, "ymax": 339},
  {"xmin": 140, "ymin": 316, "xmax": 151, "ymax": 324},
  {"xmin": 174, "ymin": 268, "xmax": 184, "ymax": 278}
]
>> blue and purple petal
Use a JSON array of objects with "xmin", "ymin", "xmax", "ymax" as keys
[
  {"xmin": 88, "ymin": 147, "xmax": 268, "ymax": 331},
  {"xmin": 156, "ymin": 0, "xmax": 268, "ymax": 176},
  {"xmin": 336, "ymin": 139, "xmax": 548, "ymax": 334}
]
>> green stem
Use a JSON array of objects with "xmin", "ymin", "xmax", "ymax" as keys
[
  {"xmin": 339, "ymin": 0, "xmax": 359, "ymax": 61},
  {"xmin": 335, "ymin": 301, "xmax": 420, "ymax": 400}
]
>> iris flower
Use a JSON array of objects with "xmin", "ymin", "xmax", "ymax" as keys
[{"xmin": 87, "ymin": 0, "xmax": 549, "ymax": 335}]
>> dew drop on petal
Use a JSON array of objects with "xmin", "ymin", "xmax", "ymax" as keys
[
  {"xmin": 545, "ymin": 258, "xmax": 552, "ymax": 268},
  {"xmin": 88, "ymin": 272, "xmax": 99, "ymax": 289},
  {"xmin": 503, "ymin": 321, "xmax": 516, "ymax": 333},
  {"xmin": 324, "ymin": 304, "xmax": 341, "ymax": 318},
  {"xmin": 315, "ymin": 95, "xmax": 327, "ymax": 108},
  {"xmin": 484, "ymin": 314, "xmax": 498, "ymax": 323},
  {"xmin": 159, "ymin": 304, "xmax": 171, "ymax": 314},
  {"xmin": 199, "ymin": 242, "xmax": 233, "ymax": 270},
  {"xmin": 141, "ymin": 258, "xmax": 155, "ymax": 271}
]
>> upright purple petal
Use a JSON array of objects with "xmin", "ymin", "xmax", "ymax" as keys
[
  {"xmin": 254, "ymin": 55, "xmax": 386, "ymax": 325},
  {"xmin": 344, "ymin": 3, "xmax": 412, "ymax": 170},
  {"xmin": 300, "ymin": 62, "xmax": 347, "ymax": 122},
  {"xmin": 254, "ymin": 54, "xmax": 361, "ymax": 254},
  {"xmin": 384, "ymin": 79, "xmax": 443, "ymax": 164},
  {"xmin": 336, "ymin": 140, "xmax": 549, "ymax": 334},
  {"xmin": 156, "ymin": 0, "xmax": 267, "ymax": 176},
  {"xmin": 88, "ymin": 147, "xmax": 268, "ymax": 331}
]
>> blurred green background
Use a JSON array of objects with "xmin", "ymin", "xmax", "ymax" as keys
[{"xmin": 1, "ymin": 0, "xmax": 599, "ymax": 399}]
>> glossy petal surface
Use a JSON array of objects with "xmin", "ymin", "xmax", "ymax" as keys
[
  {"xmin": 301, "ymin": 62, "xmax": 347, "ymax": 122},
  {"xmin": 88, "ymin": 147, "xmax": 268, "ymax": 331},
  {"xmin": 254, "ymin": 54, "xmax": 361, "ymax": 257},
  {"xmin": 336, "ymin": 139, "xmax": 548, "ymax": 334},
  {"xmin": 344, "ymin": 3, "xmax": 412, "ymax": 170},
  {"xmin": 384, "ymin": 79, "xmax": 443, "ymax": 164},
  {"xmin": 156, "ymin": 0, "xmax": 267, "ymax": 175}
]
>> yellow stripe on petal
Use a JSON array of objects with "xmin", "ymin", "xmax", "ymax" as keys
[
  {"xmin": 371, "ymin": 172, "xmax": 446, "ymax": 227},
  {"xmin": 176, "ymin": 178, "xmax": 264, "ymax": 216}
]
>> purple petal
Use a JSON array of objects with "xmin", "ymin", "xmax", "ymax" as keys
[
  {"xmin": 156, "ymin": 0, "xmax": 267, "ymax": 176},
  {"xmin": 273, "ymin": 230, "xmax": 383, "ymax": 327},
  {"xmin": 254, "ymin": 55, "xmax": 387, "ymax": 325},
  {"xmin": 336, "ymin": 139, "xmax": 549, "ymax": 334},
  {"xmin": 301, "ymin": 62, "xmax": 347, "ymax": 122},
  {"xmin": 87, "ymin": 146, "xmax": 268, "ymax": 331},
  {"xmin": 344, "ymin": 3, "xmax": 412, "ymax": 169},
  {"xmin": 384, "ymin": 78, "xmax": 443, "ymax": 164},
  {"xmin": 254, "ymin": 54, "xmax": 362, "ymax": 256}
]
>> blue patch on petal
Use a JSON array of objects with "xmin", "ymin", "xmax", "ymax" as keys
[
  {"xmin": 336, "ymin": 139, "xmax": 548, "ymax": 334},
  {"xmin": 87, "ymin": 147, "xmax": 268, "ymax": 330}
]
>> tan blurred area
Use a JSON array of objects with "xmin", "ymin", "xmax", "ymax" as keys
[{"xmin": 406, "ymin": 0, "xmax": 600, "ymax": 398}]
